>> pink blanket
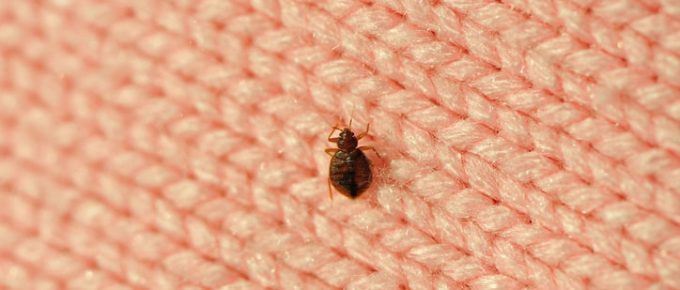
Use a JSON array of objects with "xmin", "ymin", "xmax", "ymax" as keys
[{"xmin": 1, "ymin": 0, "xmax": 680, "ymax": 289}]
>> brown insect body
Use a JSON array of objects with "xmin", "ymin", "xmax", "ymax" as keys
[{"xmin": 326, "ymin": 124, "xmax": 378, "ymax": 199}]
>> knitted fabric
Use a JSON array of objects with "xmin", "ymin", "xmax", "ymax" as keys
[{"xmin": 1, "ymin": 0, "xmax": 680, "ymax": 289}]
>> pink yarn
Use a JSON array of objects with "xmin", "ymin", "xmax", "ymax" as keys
[{"xmin": 1, "ymin": 0, "xmax": 680, "ymax": 289}]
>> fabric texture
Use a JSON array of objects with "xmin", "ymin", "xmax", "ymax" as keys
[{"xmin": 2, "ymin": 0, "xmax": 680, "ymax": 289}]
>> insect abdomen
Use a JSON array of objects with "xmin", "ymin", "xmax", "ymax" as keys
[{"xmin": 329, "ymin": 150, "xmax": 372, "ymax": 198}]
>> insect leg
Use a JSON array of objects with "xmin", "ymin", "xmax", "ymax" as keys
[
  {"xmin": 358, "ymin": 145, "xmax": 381, "ymax": 159},
  {"xmin": 327, "ymin": 124, "xmax": 342, "ymax": 142},
  {"xmin": 357, "ymin": 123, "xmax": 370, "ymax": 140},
  {"xmin": 325, "ymin": 148, "xmax": 339, "ymax": 156}
]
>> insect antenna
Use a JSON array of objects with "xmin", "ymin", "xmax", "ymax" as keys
[{"xmin": 348, "ymin": 104, "xmax": 355, "ymax": 130}]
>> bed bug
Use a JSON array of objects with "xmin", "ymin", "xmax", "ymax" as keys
[{"xmin": 325, "ymin": 120, "xmax": 379, "ymax": 199}]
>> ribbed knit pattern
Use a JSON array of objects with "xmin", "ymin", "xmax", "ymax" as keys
[{"xmin": 2, "ymin": 0, "xmax": 680, "ymax": 289}]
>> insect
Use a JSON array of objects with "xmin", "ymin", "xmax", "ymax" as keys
[{"xmin": 325, "ymin": 120, "xmax": 379, "ymax": 199}]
